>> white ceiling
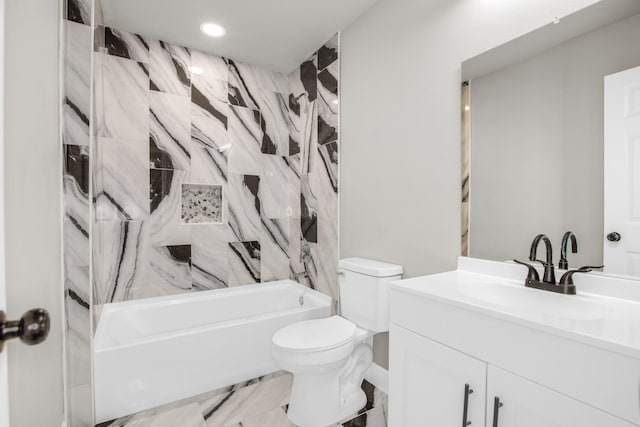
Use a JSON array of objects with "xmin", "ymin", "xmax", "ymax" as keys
[{"xmin": 101, "ymin": 0, "xmax": 380, "ymax": 73}]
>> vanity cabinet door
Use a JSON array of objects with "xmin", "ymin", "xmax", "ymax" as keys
[
  {"xmin": 389, "ymin": 325, "xmax": 487, "ymax": 427},
  {"xmin": 486, "ymin": 365, "xmax": 635, "ymax": 427}
]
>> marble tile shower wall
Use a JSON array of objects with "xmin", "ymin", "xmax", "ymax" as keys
[
  {"xmin": 62, "ymin": 0, "xmax": 94, "ymax": 426},
  {"xmin": 91, "ymin": 28, "xmax": 340, "ymax": 309},
  {"xmin": 62, "ymin": 0, "xmax": 340, "ymax": 423}
]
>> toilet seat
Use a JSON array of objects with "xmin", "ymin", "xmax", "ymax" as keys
[{"xmin": 272, "ymin": 316, "xmax": 357, "ymax": 368}]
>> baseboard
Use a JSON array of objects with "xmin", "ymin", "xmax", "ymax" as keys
[{"xmin": 365, "ymin": 362, "xmax": 388, "ymax": 395}]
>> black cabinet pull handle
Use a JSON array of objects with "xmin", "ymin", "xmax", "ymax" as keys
[
  {"xmin": 0, "ymin": 309, "xmax": 50, "ymax": 353},
  {"xmin": 462, "ymin": 383, "xmax": 473, "ymax": 426},
  {"xmin": 492, "ymin": 396, "xmax": 503, "ymax": 427}
]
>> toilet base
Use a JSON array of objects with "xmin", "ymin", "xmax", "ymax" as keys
[{"xmin": 286, "ymin": 344, "xmax": 372, "ymax": 427}]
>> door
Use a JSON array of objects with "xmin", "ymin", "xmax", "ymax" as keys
[
  {"xmin": 604, "ymin": 66, "xmax": 640, "ymax": 276},
  {"xmin": 389, "ymin": 324, "xmax": 486, "ymax": 426},
  {"xmin": 487, "ymin": 365, "xmax": 634, "ymax": 427}
]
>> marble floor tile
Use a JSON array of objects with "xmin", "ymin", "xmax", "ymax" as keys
[
  {"xmin": 261, "ymin": 155, "xmax": 297, "ymax": 219},
  {"xmin": 227, "ymin": 174, "xmax": 261, "ymax": 242},
  {"xmin": 104, "ymin": 27, "xmax": 150, "ymax": 63},
  {"xmin": 191, "ymin": 224, "xmax": 230, "ymax": 290},
  {"xmin": 102, "ymin": 403, "xmax": 206, "ymax": 427},
  {"xmin": 149, "ymin": 168, "xmax": 190, "ymax": 245},
  {"xmin": 228, "ymin": 60, "xmax": 261, "ymax": 110},
  {"xmin": 261, "ymin": 218, "xmax": 290, "ymax": 282},
  {"xmin": 236, "ymin": 406, "xmax": 295, "ymax": 427},
  {"xmin": 149, "ymin": 91, "xmax": 191, "ymax": 170},
  {"xmin": 200, "ymin": 373, "xmax": 292, "ymax": 426},
  {"xmin": 64, "ymin": 20, "xmax": 91, "ymax": 147},
  {"xmin": 190, "ymin": 50, "xmax": 228, "ymax": 81},
  {"xmin": 258, "ymin": 91, "xmax": 289, "ymax": 156},
  {"xmin": 228, "ymin": 241, "xmax": 261, "ymax": 286},
  {"xmin": 96, "ymin": 53, "xmax": 150, "ymax": 141},
  {"xmin": 149, "ymin": 39, "xmax": 191, "ymax": 97},
  {"xmin": 95, "ymin": 137, "xmax": 149, "ymax": 220},
  {"xmin": 227, "ymin": 106, "xmax": 263, "ymax": 175},
  {"xmin": 66, "ymin": 0, "xmax": 91, "ymax": 25},
  {"xmin": 342, "ymin": 406, "xmax": 387, "ymax": 427}
]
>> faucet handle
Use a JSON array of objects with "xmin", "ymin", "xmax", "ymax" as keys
[
  {"xmin": 513, "ymin": 259, "xmax": 540, "ymax": 282},
  {"xmin": 559, "ymin": 265, "xmax": 604, "ymax": 285}
]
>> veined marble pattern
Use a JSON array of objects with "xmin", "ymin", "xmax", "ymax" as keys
[
  {"xmin": 150, "ymin": 91, "xmax": 191, "ymax": 170},
  {"xmin": 64, "ymin": 20, "xmax": 91, "ymax": 147},
  {"xmin": 149, "ymin": 39, "xmax": 191, "ymax": 96},
  {"xmin": 104, "ymin": 27, "xmax": 150, "ymax": 63},
  {"xmin": 261, "ymin": 155, "xmax": 297, "ymax": 219},
  {"xmin": 258, "ymin": 91, "xmax": 289, "ymax": 155},
  {"xmin": 318, "ymin": 34, "xmax": 339, "ymax": 71},
  {"xmin": 142, "ymin": 245, "xmax": 192, "ymax": 298},
  {"xmin": 259, "ymin": 69, "xmax": 288, "ymax": 95},
  {"xmin": 189, "ymin": 146, "xmax": 227, "ymax": 185},
  {"xmin": 96, "ymin": 53, "xmax": 150, "ymax": 141},
  {"xmin": 149, "ymin": 168, "xmax": 190, "ymax": 245},
  {"xmin": 93, "ymin": 220, "xmax": 149, "ymax": 304},
  {"xmin": 181, "ymin": 184, "xmax": 222, "ymax": 224},
  {"xmin": 228, "ymin": 241, "xmax": 261, "ymax": 286},
  {"xmin": 227, "ymin": 174, "xmax": 261, "ymax": 242},
  {"xmin": 228, "ymin": 60, "xmax": 261, "ymax": 110},
  {"xmin": 300, "ymin": 53, "xmax": 318, "ymax": 101},
  {"xmin": 191, "ymin": 50, "xmax": 228, "ymax": 81},
  {"xmin": 261, "ymin": 218, "xmax": 290, "ymax": 282},
  {"xmin": 66, "ymin": 0, "xmax": 91, "ymax": 25},
  {"xmin": 318, "ymin": 60, "xmax": 339, "ymax": 147},
  {"xmin": 191, "ymin": 225, "xmax": 230, "ymax": 290},
  {"xmin": 227, "ymin": 106, "xmax": 263, "ymax": 175},
  {"xmin": 65, "ymin": 266, "xmax": 91, "ymax": 387},
  {"xmin": 64, "ymin": 144, "xmax": 90, "ymax": 266},
  {"xmin": 190, "ymin": 73, "xmax": 229, "ymax": 175},
  {"xmin": 95, "ymin": 137, "xmax": 149, "ymax": 220}
]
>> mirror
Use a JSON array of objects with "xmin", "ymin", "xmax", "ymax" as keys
[{"xmin": 461, "ymin": 0, "xmax": 640, "ymax": 278}]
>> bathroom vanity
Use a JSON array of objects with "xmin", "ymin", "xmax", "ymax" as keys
[{"xmin": 388, "ymin": 257, "xmax": 640, "ymax": 426}]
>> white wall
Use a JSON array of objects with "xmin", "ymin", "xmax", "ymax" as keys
[
  {"xmin": 5, "ymin": 0, "xmax": 64, "ymax": 426},
  {"xmin": 340, "ymin": 0, "xmax": 600, "ymax": 366},
  {"xmin": 470, "ymin": 13, "xmax": 640, "ymax": 266}
]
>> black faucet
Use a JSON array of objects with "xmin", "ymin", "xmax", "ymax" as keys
[
  {"xmin": 529, "ymin": 234, "xmax": 556, "ymax": 284},
  {"xmin": 559, "ymin": 231, "xmax": 577, "ymax": 270}
]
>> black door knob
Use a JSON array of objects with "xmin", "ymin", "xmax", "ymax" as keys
[
  {"xmin": 607, "ymin": 232, "xmax": 621, "ymax": 242},
  {"xmin": 0, "ymin": 308, "xmax": 50, "ymax": 352}
]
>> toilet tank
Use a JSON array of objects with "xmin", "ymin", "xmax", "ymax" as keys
[{"xmin": 338, "ymin": 258, "xmax": 403, "ymax": 333}]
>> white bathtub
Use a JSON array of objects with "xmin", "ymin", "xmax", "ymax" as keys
[{"xmin": 93, "ymin": 280, "xmax": 331, "ymax": 422}]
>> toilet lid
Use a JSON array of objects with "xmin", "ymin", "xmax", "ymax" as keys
[{"xmin": 272, "ymin": 316, "xmax": 356, "ymax": 352}]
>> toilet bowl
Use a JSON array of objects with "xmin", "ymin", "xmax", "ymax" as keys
[{"xmin": 271, "ymin": 258, "xmax": 403, "ymax": 427}]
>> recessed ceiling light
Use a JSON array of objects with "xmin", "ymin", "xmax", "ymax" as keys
[{"xmin": 200, "ymin": 22, "xmax": 226, "ymax": 38}]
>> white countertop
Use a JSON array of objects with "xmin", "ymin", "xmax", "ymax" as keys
[{"xmin": 390, "ymin": 257, "xmax": 640, "ymax": 360}]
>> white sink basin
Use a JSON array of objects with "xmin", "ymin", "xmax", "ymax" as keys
[{"xmin": 458, "ymin": 281, "xmax": 605, "ymax": 321}]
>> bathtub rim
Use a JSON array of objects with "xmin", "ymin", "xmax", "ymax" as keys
[{"xmin": 94, "ymin": 280, "xmax": 331, "ymax": 351}]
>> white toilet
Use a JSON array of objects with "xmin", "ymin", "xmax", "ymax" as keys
[{"xmin": 272, "ymin": 257, "xmax": 403, "ymax": 427}]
